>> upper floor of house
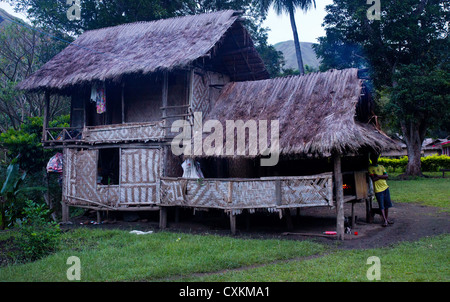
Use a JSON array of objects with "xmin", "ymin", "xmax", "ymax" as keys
[{"xmin": 16, "ymin": 10, "xmax": 269, "ymax": 147}]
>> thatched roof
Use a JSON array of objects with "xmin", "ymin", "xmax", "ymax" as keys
[
  {"xmin": 204, "ymin": 68, "xmax": 398, "ymax": 157},
  {"xmin": 18, "ymin": 10, "xmax": 268, "ymax": 92}
]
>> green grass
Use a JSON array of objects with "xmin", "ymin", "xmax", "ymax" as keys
[
  {"xmin": 0, "ymin": 229, "xmax": 324, "ymax": 282},
  {"xmin": 181, "ymin": 234, "xmax": 450, "ymax": 282},
  {"xmin": 389, "ymin": 177, "xmax": 450, "ymax": 210},
  {"xmin": 1, "ymin": 176, "xmax": 448, "ymax": 282}
]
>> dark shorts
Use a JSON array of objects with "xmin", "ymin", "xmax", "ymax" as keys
[{"xmin": 375, "ymin": 188, "xmax": 393, "ymax": 210}]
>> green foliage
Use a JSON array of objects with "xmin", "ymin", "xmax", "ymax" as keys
[
  {"xmin": 0, "ymin": 115, "xmax": 70, "ymax": 173},
  {"xmin": 15, "ymin": 200, "xmax": 61, "ymax": 262},
  {"xmin": 0, "ymin": 158, "xmax": 47, "ymax": 230},
  {"xmin": 379, "ymin": 155, "xmax": 450, "ymax": 172},
  {"xmin": 0, "ymin": 157, "xmax": 26, "ymax": 230},
  {"xmin": 388, "ymin": 64, "xmax": 450, "ymax": 133},
  {"xmin": 7, "ymin": 0, "xmax": 186, "ymax": 35},
  {"xmin": 317, "ymin": 0, "xmax": 449, "ymax": 175}
]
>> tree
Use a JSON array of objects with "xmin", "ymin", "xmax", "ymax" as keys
[
  {"xmin": 0, "ymin": 20, "xmax": 70, "ymax": 131},
  {"xmin": 7, "ymin": 0, "xmax": 186, "ymax": 35},
  {"xmin": 318, "ymin": 0, "xmax": 450, "ymax": 176},
  {"xmin": 389, "ymin": 64, "xmax": 449, "ymax": 175},
  {"xmin": 259, "ymin": 0, "xmax": 316, "ymax": 74}
]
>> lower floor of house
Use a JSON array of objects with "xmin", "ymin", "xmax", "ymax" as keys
[{"xmin": 60, "ymin": 145, "xmax": 373, "ymax": 235}]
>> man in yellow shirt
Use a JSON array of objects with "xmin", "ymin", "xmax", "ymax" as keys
[{"xmin": 368, "ymin": 153, "xmax": 394, "ymax": 227}]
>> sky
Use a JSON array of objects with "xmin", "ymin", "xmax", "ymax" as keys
[
  {"xmin": 262, "ymin": 0, "xmax": 334, "ymax": 45},
  {"xmin": 0, "ymin": 0, "xmax": 333, "ymax": 45}
]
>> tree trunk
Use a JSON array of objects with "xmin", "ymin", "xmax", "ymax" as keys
[
  {"xmin": 0, "ymin": 202, "xmax": 5, "ymax": 230},
  {"xmin": 288, "ymin": 6, "xmax": 305, "ymax": 74},
  {"xmin": 401, "ymin": 120, "xmax": 426, "ymax": 176}
]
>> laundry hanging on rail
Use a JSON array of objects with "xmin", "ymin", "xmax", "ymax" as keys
[
  {"xmin": 90, "ymin": 83, "xmax": 107, "ymax": 114},
  {"xmin": 46, "ymin": 153, "xmax": 63, "ymax": 173}
]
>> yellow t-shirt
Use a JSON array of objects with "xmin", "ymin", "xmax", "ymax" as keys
[{"xmin": 368, "ymin": 165, "xmax": 389, "ymax": 193}]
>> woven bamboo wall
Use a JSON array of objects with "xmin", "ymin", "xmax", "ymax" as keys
[
  {"xmin": 160, "ymin": 173, "xmax": 334, "ymax": 211},
  {"xmin": 63, "ymin": 147, "xmax": 162, "ymax": 210}
]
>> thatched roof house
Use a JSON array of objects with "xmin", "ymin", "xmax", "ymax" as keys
[
  {"xmin": 16, "ymin": 9, "xmax": 399, "ymax": 238},
  {"xmin": 205, "ymin": 68, "xmax": 396, "ymax": 158},
  {"xmin": 17, "ymin": 10, "xmax": 268, "ymax": 92}
]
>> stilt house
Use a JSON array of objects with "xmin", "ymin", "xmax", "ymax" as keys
[{"xmin": 18, "ymin": 10, "xmax": 397, "ymax": 239}]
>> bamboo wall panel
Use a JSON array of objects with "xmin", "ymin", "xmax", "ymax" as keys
[
  {"xmin": 231, "ymin": 181, "xmax": 276, "ymax": 208},
  {"xmin": 280, "ymin": 178, "xmax": 333, "ymax": 207},
  {"xmin": 160, "ymin": 179, "xmax": 229, "ymax": 208},
  {"xmin": 192, "ymin": 71, "xmax": 210, "ymax": 114},
  {"xmin": 160, "ymin": 173, "xmax": 334, "ymax": 210},
  {"xmin": 120, "ymin": 148, "xmax": 161, "ymax": 205},
  {"xmin": 63, "ymin": 148, "xmax": 161, "ymax": 209},
  {"xmin": 83, "ymin": 121, "xmax": 165, "ymax": 143}
]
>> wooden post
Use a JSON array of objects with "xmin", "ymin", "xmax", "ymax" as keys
[
  {"xmin": 333, "ymin": 153, "xmax": 345, "ymax": 240},
  {"xmin": 284, "ymin": 209, "xmax": 294, "ymax": 231},
  {"xmin": 162, "ymin": 71, "xmax": 168, "ymax": 137},
  {"xmin": 42, "ymin": 91, "xmax": 50, "ymax": 142},
  {"xmin": 61, "ymin": 202, "xmax": 69, "ymax": 223},
  {"xmin": 230, "ymin": 212, "xmax": 237, "ymax": 235},
  {"xmin": 121, "ymin": 83, "xmax": 125, "ymax": 124},
  {"xmin": 174, "ymin": 208, "xmax": 180, "ymax": 223},
  {"xmin": 275, "ymin": 179, "xmax": 281, "ymax": 206},
  {"xmin": 351, "ymin": 201, "xmax": 356, "ymax": 228},
  {"xmin": 159, "ymin": 207, "xmax": 167, "ymax": 229}
]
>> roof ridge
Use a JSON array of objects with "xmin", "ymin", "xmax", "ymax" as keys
[{"xmin": 82, "ymin": 10, "xmax": 239, "ymax": 35}]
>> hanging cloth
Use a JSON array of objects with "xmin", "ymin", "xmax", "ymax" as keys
[
  {"xmin": 46, "ymin": 153, "xmax": 63, "ymax": 173},
  {"xmin": 90, "ymin": 83, "xmax": 106, "ymax": 114},
  {"xmin": 181, "ymin": 158, "xmax": 204, "ymax": 179}
]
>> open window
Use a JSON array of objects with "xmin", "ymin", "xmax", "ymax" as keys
[{"xmin": 97, "ymin": 148, "xmax": 120, "ymax": 185}]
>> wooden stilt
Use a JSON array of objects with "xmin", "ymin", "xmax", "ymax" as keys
[
  {"xmin": 159, "ymin": 207, "xmax": 168, "ymax": 229},
  {"xmin": 230, "ymin": 213, "xmax": 237, "ymax": 235},
  {"xmin": 333, "ymin": 153, "xmax": 345, "ymax": 240},
  {"xmin": 285, "ymin": 209, "xmax": 294, "ymax": 231},
  {"xmin": 61, "ymin": 202, "xmax": 69, "ymax": 223},
  {"xmin": 351, "ymin": 201, "xmax": 356, "ymax": 228},
  {"xmin": 174, "ymin": 207, "xmax": 180, "ymax": 223}
]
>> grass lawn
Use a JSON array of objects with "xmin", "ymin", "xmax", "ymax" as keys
[
  {"xmin": 389, "ymin": 176, "xmax": 450, "ymax": 210},
  {"xmin": 0, "ymin": 175, "xmax": 448, "ymax": 282},
  {"xmin": 0, "ymin": 229, "xmax": 324, "ymax": 282},
  {"xmin": 181, "ymin": 234, "xmax": 450, "ymax": 282}
]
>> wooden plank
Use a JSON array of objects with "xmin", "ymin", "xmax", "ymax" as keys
[
  {"xmin": 333, "ymin": 154, "xmax": 345, "ymax": 241},
  {"xmin": 275, "ymin": 180, "xmax": 282, "ymax": 206},
  {"xmin": 228, "ymin": 182, "xmax": 233, "ymax": 203},
  {"xmin": 354, "ymin": 171, "xmax": 369, "ymax": 199}
]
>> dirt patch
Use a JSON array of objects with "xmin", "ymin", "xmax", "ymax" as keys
[{"xmin": 60, "ymin": 202, "xmax": 449, "ymax": 250}]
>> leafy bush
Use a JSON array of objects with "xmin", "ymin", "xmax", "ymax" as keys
[
  {"xmin": 0, "ymin": 115, "xmax": 70, "ymax": 173},
  {"xmin": 15, "ymin": 200, "xmax": 61, "ymax": 262},
  {"xmin": 379, "ymin": 155, "xmax": 450, "ymax": 172}
]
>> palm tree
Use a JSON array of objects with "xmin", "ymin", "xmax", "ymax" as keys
[{"xmin": 260, "ymin": 0, "xmax": 316, "ymax": 74}]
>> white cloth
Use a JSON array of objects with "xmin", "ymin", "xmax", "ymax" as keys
[
  {"xmin": 182, "ymin": 158, "xmax": 204, "ymax": 179},
  {"xmin": 129, "ymin": 230, "xmax": 153, "ymax": 235}
]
